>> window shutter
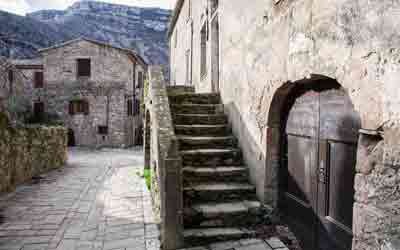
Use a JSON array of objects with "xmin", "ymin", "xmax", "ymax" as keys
[
  {"xmin": 83, "ymin": 101, "xmax": 89, "ymax": 115},
  {"xmin": 77, "ymin": 59, "xmax": 91, "ymax": 77},
  {"xmin": 34, "ymin": 72, "xmax": 44, "ymax": 88},
  {"xmin": 69, "ymin": 101, "xmax": 75, "ymax": 115},
  {"xmin": 8, "ymin": 70, "xmax": 13, "ymax": 83}
]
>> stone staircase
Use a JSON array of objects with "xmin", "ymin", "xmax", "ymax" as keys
[{"xmin": 168, "ymin": 87, "xmax": 263, "ymax": 247}]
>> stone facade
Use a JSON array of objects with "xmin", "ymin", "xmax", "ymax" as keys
[
  {"xmin": 0, "ymin": 112, "xmax": 67, "ymax": 193},
  {"xmin": 15, "ymin": 38, "xmax": 147, "ymax": 147},
  {"xmin": 0, "ymin": 57, "xmax": 32, "ymax": 123},
  {"xmin": 169, "ymin": 0, "xmax": 400, "ymax": 249}
]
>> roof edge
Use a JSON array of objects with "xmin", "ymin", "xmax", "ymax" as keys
[
  {"xmin": 167, "ymin": 0, "xmax": 184, "ymax": 39},
  {"xmin": 39, "ymin": 37, "xmax": 147, "ymax": 67}
]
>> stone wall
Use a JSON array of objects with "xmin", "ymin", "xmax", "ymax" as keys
[
  {"xmin": 35, "ymin": 39, "xmax": 145, "ymax": 147},
  {"xmin": 0, "ymin": 112, "xmax": 67, "ymax": 193},
  {"xmin": 144, "ymin": 67, "xmax": 184, "ymax": 250},
  {"xmin": 169, "ymin": 0, "xmax": 400, "ymax": 249}
]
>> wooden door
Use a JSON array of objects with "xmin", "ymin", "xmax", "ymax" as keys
[{"xmin": 281, "ymin": 83, "xmax": 360, "ymax": 250}]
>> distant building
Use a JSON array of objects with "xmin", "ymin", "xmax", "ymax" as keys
[{"xmin": 13, "ymin": 38, "xmax": 147, "ymax": 147}]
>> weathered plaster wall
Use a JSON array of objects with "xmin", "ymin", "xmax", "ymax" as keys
[
  {"xmin": 0, "ymin": 112, "xmax": 67, "ymax": 193},
  {"xmin": 170, "ymin": 0, "xmax": 400, "ymax": 248}
]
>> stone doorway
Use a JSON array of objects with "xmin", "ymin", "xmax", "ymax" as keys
[
  {"xmin": 266, "ymin": 76, "xmax": 361, "ymax": 250},
  {"xmin": 67, "ymin": 128, "xmax": 76, "ymax": 147}
]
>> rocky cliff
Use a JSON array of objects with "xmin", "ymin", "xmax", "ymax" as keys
[{"xmin": 0, "ymin": 1, "xmax": 171, "ymax": 66}]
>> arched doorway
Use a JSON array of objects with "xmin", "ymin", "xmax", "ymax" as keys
[
  {"xmin": 267, "ymin": 76, "xmax": 361, "ymax": 250},
  {"xmin": 67, "ymin": 128, "xmax": 76, "ymax": 147}
]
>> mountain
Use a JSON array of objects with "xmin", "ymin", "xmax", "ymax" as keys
[{"xmin": 0, "ymin": 1, "xmax": 171, "ymax": 66}]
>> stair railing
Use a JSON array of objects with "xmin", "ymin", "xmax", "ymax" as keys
[{"xmin": 145, "ymin": 66, "xmax": 184, "ymax": 250}]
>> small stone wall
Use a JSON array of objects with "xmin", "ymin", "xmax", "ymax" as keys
[
  {"xmin": 0, "ymin": 112, "xmax": 67, "ymax": 193},
  {"xmin": 353, "ymin": 130, "xmax": 400, "ymax": 250}
]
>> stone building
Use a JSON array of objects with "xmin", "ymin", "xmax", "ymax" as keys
[
  {"xmin": 13, "ymin": 38, "xmax": 147, "ymax": 147},
  {"xmin": 168, "ymin": 1, "xmax": 400, "ymax": 250},
  {"xmin": 0, "ymin": 57, "xmax": 32, "ymax": 122}
]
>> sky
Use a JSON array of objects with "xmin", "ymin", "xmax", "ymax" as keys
[{"xmin": 0, "ymin": 0, "xmax": 176, "ymax": 16}]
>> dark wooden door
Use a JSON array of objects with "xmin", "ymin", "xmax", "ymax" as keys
[{"xmin": 281, "ymin": 84, "xmax": 360, "ymax": 250}]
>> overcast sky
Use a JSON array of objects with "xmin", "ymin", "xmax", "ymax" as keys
[{"xmin": 0, "ymin": 0, "xmax": 176, "ymax": 16}]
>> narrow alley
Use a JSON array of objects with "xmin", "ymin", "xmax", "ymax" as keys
[{"xmin": 0, "ymin": 148, "xmax": 160, "ymax": 250}]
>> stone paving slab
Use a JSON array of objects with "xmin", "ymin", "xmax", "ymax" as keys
[
  {"xmin": 179, "ymin": 237, "xmax": 289, "ymax": 250},
  {"xmin": 0, "ymin": 148, "xmax": 160, "ymax": 250}
]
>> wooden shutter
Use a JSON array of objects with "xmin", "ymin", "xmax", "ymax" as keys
[
  {"xmin": 83, "ymin": 101, "xmax": 89, "ymax": 115},
  {"xmin": 77, "ymin": 59, "xmax": 91, "ymax": 77},
  {"xmin": 138, "ymin": 72, "xmax": 143, "ymax": 88},
  {"xmin": 127, "ymin": 99, "xmax": 133, "ymax": 116},
  {"xmin": 8, "ymin": 70, "xmax": 13, "ymax": 83},
  {"xmin": 34, "ymin": 72, "xmax": 44, "ymax": 88},
  {"xmin": 69, "ymin": 101, "xmax": 75, "ymax": 115},
  {"xmin": 34, "ymin": 102, "xmax": 44, "ymax": 117}
]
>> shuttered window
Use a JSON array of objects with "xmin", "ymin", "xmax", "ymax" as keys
[
  {"xmin": 69, "ymin": 100, "xmax": 89, "ymax": 115},
  {"xmin": 8, "ymin": 70, "xmax": 13, "ymax": 83},
  {"xmin": 200, "ymin": 23, "xmax": 207, "ymax": 79},
  {"xmin": 33, "ymin": 102, "xmax": 44, "ymax": 118},
  {"xmin": 127, "ymin": 99, "xmax": 133, "ymax": 116},
  {"xmin": 77, "ymin": 59, "xmax": 91, "ymax": 77},
  {"xmin": 34, "ymin": 72, "xmax": 44, "ymax": 88},
  {"xmin": 137, "ymin": 71, "xmax": 144, "ymax": 88},
  {"xmin": 98, "ymin": 126, "xmax": 108, "ymax": 135}
]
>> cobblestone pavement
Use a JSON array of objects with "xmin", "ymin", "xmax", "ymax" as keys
[{"xmin": 0, "ymin": 147, "xmax": 160, "ymax": 250}]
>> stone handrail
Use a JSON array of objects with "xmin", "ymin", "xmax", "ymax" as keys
[{"xmin": 145, "ymin": 66, "xmax": 183, "ymax": 250}]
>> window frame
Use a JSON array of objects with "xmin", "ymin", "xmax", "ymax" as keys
[
  {"xmin": 34, "ymin": 71, "xmax": 44, "ymax": 89},
  {"xmin": 33, "ymin": 102, "xmax": 44, "ymax": 119},
  {"xmin": 77, "ymin": 58, "xmax": 91, "ymax": 78},
  {"xmin": 69, "ymin": 100, "xmax": 89, "ymax": 115},
  {"xmin": 98, "ymin": 126, "xmax": 108, "ymax": 135},
  {"xmin": 200, "ymin": 22, "xmax": 208, "ymax": 80}
]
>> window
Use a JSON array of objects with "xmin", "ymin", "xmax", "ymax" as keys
[
  {"xmin": 77, "ymin": 59, "xmax": 91, "ymax": 77},
  {"xmin": 34, "ymin": 72, "xmax": 44, "ymax": 88},
  {"xmin": 8, "ymin": 70, "xmax": 13, "ymax": 83},
  {"xmin": 69, "ymin": 100, "xmax": 89, "ymax": 115},
  {"xmin": 174, "ymin": 29, "xmax": 178, "ymax": 48},
  {"xmin": 33, "ymin": 102, "xmax": 44, "ymax": 119},
  {"xmin": 187, "ymin": 0, "xmax": 192, "ymax": 20},
  {"xmin": 200, "ymin": 23, "xmax": 207, "ymax": 79},
  {"xmin": 185, "ymin": 50, "xmax": 191, "ymax": 85},
  {"xmin": 8, "ymin": 70, "xmax": 13, "ymax": 93},
  {"xmin": 98, "ymin": 126, "xmax": 108, "ymax": 135},
  {"xmin": 133, "ymin": 98, "xmax": 140, "ymax": 116},
  {"xmin": 137, "ymin": 71, "xmax": 144, "ymax": 88},
  {"xmin": 210, "ymin": 0, "xmax": 219, "ymax": 15},
  {"xmin": 127, "ymin": 99, "xmax": 133, "ymax": 116}
]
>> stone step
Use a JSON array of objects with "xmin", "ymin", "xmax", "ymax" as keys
[
  {"xmin": 169, "ymin": 93, "xmax": 221, "ymax": 105},
  {"xmin": 184, "ymin": 201, "xmax": 262, "ymax": 228},
  {"xmin": 175, "ymin": 124, "xmax": 231, "ymax": 137},
  {"xmin": 170, "ymin": 104, "xmax": 223, "ymax": 115},
  {"xmin": 183, "ymin": 166, "xmax": 248, "ymax": 183},
  {"xmin": 183, "ymin": 227, "xmax": 256, "ymax": 247},
  {"xmin": 184, "ymin": 182, "xmax": 257, "ymax": 202},
  {"xmin": 167, "ymin": 86, "xmax": 195, "ymax": 96},
  {"xmin": 180, "ymin": 149, "xmax": 242, "ymax": 167},
  {"xmin": 174, "ymin": 114, "xmax": 228, "ymax": 125},
  {"xmin": 178, "ymin": 136, "xmax": 237, "ymax": 150}
]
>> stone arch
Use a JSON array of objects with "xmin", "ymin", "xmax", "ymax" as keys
[
  {"xmin": 265, "ymin": 74, "xmax": 362, "ymax": 249},
  {"xmin": 144, "ymin": 109, "xmax": 151, "ymax": 169},
  {"xmin": 265, "ymin": 75, "xmax": 350, "ymax": 204}
]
